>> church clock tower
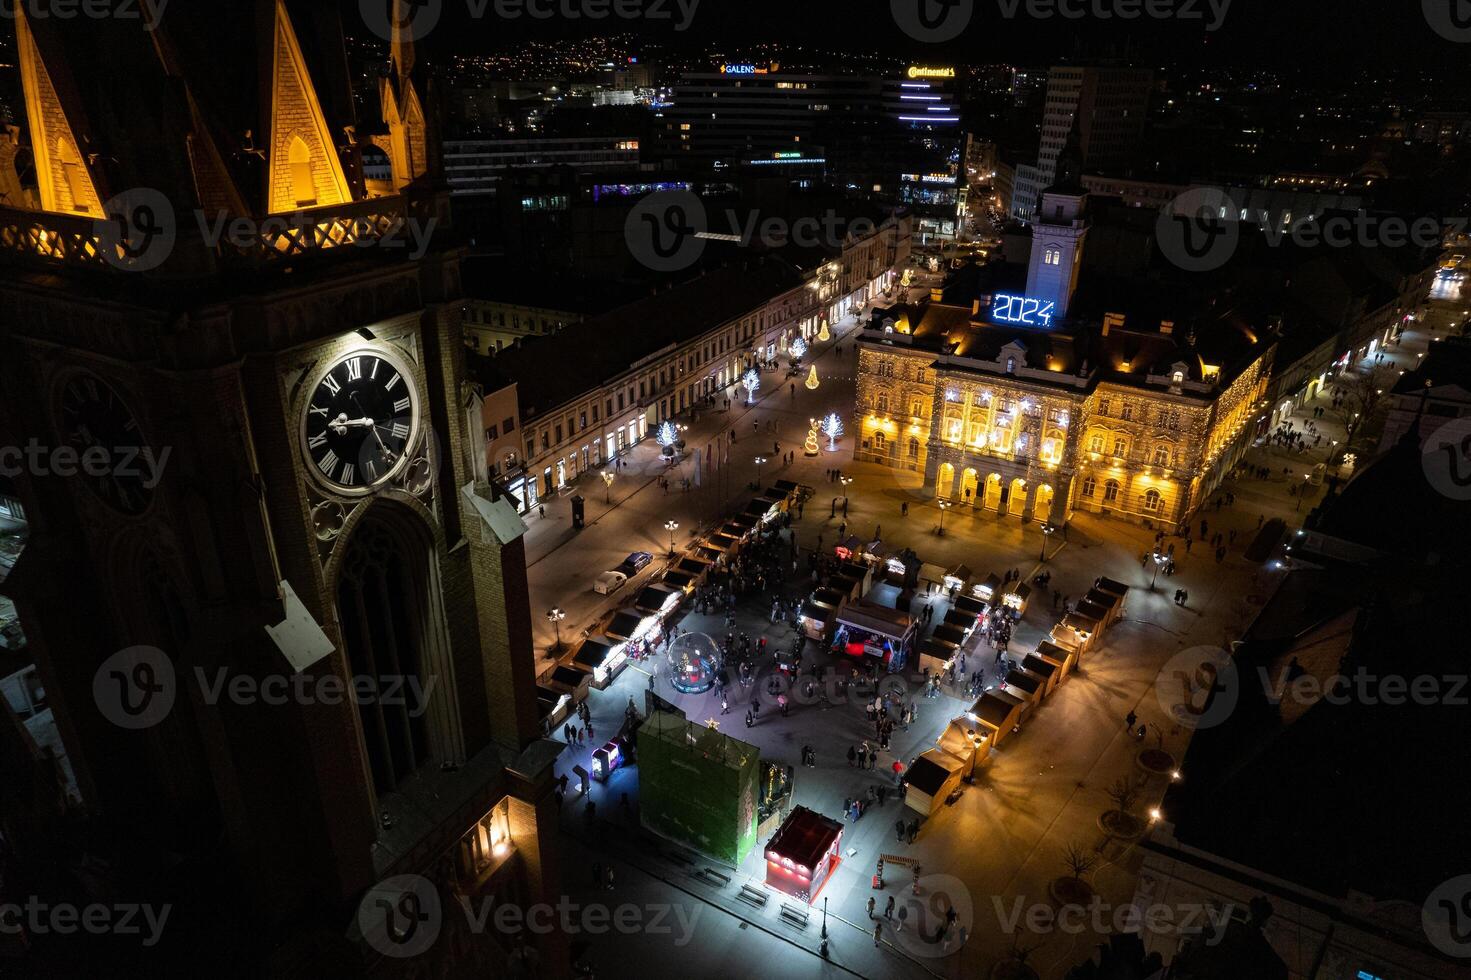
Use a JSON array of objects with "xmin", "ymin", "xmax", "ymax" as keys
[{"xmin": 0, "ymin": 4, "xmax": 566, "ymax": 976}]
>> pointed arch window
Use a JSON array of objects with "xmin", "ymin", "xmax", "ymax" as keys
[{"xmin": 288, "ymin": 136, "xmax": 317, "ymax": 207}]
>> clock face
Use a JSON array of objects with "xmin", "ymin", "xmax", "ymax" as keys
[
  {"xmin": 300, "ymin": 348, "xmax": 420, "ymax": 494},
  {"xmin": 56, "ymin": 373, "xmax": 154, "ymax": 516}
]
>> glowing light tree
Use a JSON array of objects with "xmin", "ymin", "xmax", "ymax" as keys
[
  {"xmin": 821, "ymin": 412, "xmax": 844, "ymax": 451},
  {"xmin": 804, "ymin": 419, "xmax": 821, "ymax": 457},
  {"xmin": 742, "ymin": 367, "xmax": 760, "ymax": 404},
  {"xmin": 805, "ymin": 364, "xmax": 820, "ymax": 390},
  {"xmin": 656, "ymin": 419, "xmax": 678, "ymax": 457},
  {"xmin": 818, "ymin": 319, "xmax": 831, "ymax": 342},
  {"xmin": 789, "ymin": 336, "xmax": 808, "ymax": 362}
]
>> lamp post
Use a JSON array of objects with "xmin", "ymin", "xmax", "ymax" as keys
[
  {"xmin": 840, "ymin": 475, "xmax": 853, "ymax": 508},
  {"xmin": 754, "ymin": 455, "xmax": 767, "ymax": 489},
  {"xmin": 1295, "ymin": 473, "xmax": 1311, "ymax": 512},
  {"xmin": 1040, "ymin": 522, "xmax": 1057, "ymax": 562},
  {"xmin": 821, "ymin": 896, "xmax": 828, "ymax": 938},
  {"xmin": 937, "ymin": 500, "xmax": 951, "ymax": 536},
  {"xmin": 546, "ymin": 607, "xmax": 566, "ymax": 652},
  {"xmin": 1149, "ymin": 551, "xmax": 1168, "ymax": 589},
  {"xmin": 664, "ymin": 520, "xmax": 679, "ymax": 557}
]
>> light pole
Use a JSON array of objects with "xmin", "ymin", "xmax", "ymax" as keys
[
  {"xmin": 1295, "ymin": 473, "xmax": 1311, "ymax": 512},
  {"xmin": 1149, "ymin": 552, "xmax": 1168, "ymax": 589},
  {"xmin": 754, "ymin": 455, "xmax": 767, "ymax": 489},
  {"xmin": 664, "ymin": 519, "xmax": 679, "ymax": 557},
  {"xmin": 1040, "ymin": 522, "xmax": 1057, "ymax": 562},
  {"xmin": 546, "ymin": 607, "xmax": 566, "ymax": 652},
  {"xmin": 937, "ymin": 500, "xmax": 951, "ymax": 536},
  {"xmin": 821, "ymin": 895, "xmax": 828, "ymax": 938}
]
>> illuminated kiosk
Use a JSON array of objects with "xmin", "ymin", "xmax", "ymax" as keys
[
  {"xmin": 764, "ymin": 806, "xmax": 842, "ymax": 904},
  {"xmin": 639, "ymin": 709, "xmax": 760, "ymax": 864},
  {"xmin": 666, "ymin": 631, "xmax": 720, "ymax": 695}
]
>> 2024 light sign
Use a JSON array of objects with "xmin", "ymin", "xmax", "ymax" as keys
[{"xmin": 990, "ymin": 293, "xmax": 1055, "ymax": 329}]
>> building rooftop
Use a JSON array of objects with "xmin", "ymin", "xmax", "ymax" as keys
[{"xmin": 478, "ymin": 258, "xmax": 804, "ymax": 420}]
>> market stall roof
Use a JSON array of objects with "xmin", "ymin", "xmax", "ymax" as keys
[
  {"xmin": 1035, "ymin": 639, "xmax": 1073, "ymax": 663},
  {"xmin": 903, "ymin": 751, "xmax": 961, "ymax": 796},
  {"xmin": 837, "ymin": 559, "xmax": 871, "ymax": 579},
  {"xmin": 710, "ymin": 532, "xmax": 741, "ymax": 551},
  {"xmin": 1094, "ymin": 576, "xmax": 1130, "ymax": 599},
  {"xmin": 836, "ymin": 601, "xmax": 915, "ymax": 639},
  {"xmin": 1020, "ymin": 654, "xmax": 1058, "ymax": 682},
  {"xmin": 971, "ymin": 690, "xmax": 1025, "ymax": 729},
  {"xmin": 921, "ymin": 636, "xmax": 959, "ymax": 660},
  {"xmin": 974, "ymin": 572, "xmax": 1003, "ymax": 598},
  {"xmin": 1004, "ymin": 581, "xmax": 1033, "ymax": 601},
  {"xmin": 696, "ymin": 546, "xmax": 726, "ymax": 562},
  {"xmin": 634, "ymin": 584, "xmax": 681, "ymax": 615},
  {"xmin": 944, "ymin": 563, "xmax": 972, "ymax": 584},
  {"xmin": 1060, "ymin": 611, "xmax": 1101, "ymax": 637},
  {"xmin": 931, "ymin": 623, "xmax": 969, "ymax": 648},
  {"xmin": 727, "ymin": 512, "xmax": 759, "ymax": 531},
  {"xmin": 662, "ymin": 570, "xmax": 698, "ymax": 591},
  {"xmin": 1085, "ymin": 587, "xmax": 1122, "ymax": 611},
  {"xmin": 1075, "ymin": 599, "xmax": 1111, "ymax": 623},
  {"xmin": 767, "ymin": 806, "xmax": 843, "ymax": 870},
  {"xmin": 552, "ymin": 662, "xmax": 591, "ymax": 683},
  {"xmin": 772, "ymin": 479, "xmax": 798, "ymax": 494},
  {"xmin": 954, "ymin": 594, "xmax": 987, "ymax": 617},
  {"xmin": 943, "ymin": 608, "xmax": 978, "ymax": 630},
  {"xmin": 811, "ymin": 587, "xmax": 846, "ymax": 608},
  {"xmin": 677, "ymin": 557, "xmax": 711, "ymax": 575},
  {"xmin": 1004, "ymin": 669, "xmax": 1044, "ymax": 697},
  {"xmin": 605, "ymin": 609, "xmax": 652, "ymax": 641},
  {"xmin": 936, "ymin": 719, "xmax": 985, "ymax": 759},
  {"xmin": 743, "ymin": 498, "xmax": 775, "ymax": 517},
  {"xmin": 720, "ymin": 522, "xmax": 751, "ymax": 540},
  {"xmin": 535, "ymin": 689, "xmax": 557, "ymax": 719},
  {"xmin": 800, "ymin": 600, "xmax": 837, "ymax": 623},
  {"xmin": 573, "ymin": 636, "xmax": 620, "ymax": 670},
  {"xmin": 760, "ymin": 487, "xmax": 788, "ymax": 505}
]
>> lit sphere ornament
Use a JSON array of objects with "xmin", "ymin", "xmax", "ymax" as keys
[{"xmin": 666, "ymin": 631, "xmax": 720, "ymax": 694}]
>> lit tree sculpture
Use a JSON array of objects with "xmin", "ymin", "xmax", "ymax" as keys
[
  {"xmin": 656, "ymin": 419, "xmax": 678, "ymax": 451},
  {"xmin": 805, "ymin": 364, "xmax": 820, "ymax": 390},
  {"xmin": 789, "ymin": 336, "xmax": 808, "ymax": 361},
  {"xmin": 804, "ymin": 419, "xmax": 821, "ymax": 456},
  {"xmin": 818, "ymin": 319, "xmax": 831, "ymax": 342},
  {"xmin": 821, "ymin": 412, "xmax": 844, "ymax": 451},
  {"xmin": 742, "ymin": 367, "xmax": 760, "ymax": 404}
]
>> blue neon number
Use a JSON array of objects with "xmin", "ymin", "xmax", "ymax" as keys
[{"xmin": 991, "ymin": 293, "xmax": 1055, "ymax": 328}]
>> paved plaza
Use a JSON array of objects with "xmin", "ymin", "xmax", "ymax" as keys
[{"xmin": 529, "ymin": 297, "xmax": 1442, "ymax": 979}]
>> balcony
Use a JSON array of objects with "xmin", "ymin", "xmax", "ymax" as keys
[{"xmin": 0, "ymin": 194, "xmax": 419, "ymax": 273}]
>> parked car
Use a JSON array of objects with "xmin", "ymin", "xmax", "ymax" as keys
[
  {"xmin": 618, "ymin": 551, "xmax": 653, "ymax": 574},
  {"xmin": 593, "ymin": 570, "xmax": 628, "ymax": 595}
]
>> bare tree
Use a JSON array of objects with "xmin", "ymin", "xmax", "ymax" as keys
[
  {"xmin": 1334, "ymin": 365, "xmax": 1396, "ymax": 460},
  {"xmin": 1105, "ymin": 777, "xmax": 1140, "ymax": 814},
  {"xmin": 1062, "ymin": 841, "xmax": 1099, "ymax": 881}
]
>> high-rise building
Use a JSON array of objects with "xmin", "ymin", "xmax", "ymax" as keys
[
  {"xmin": 0, "ymin": 3, "xmax": 562, "ymax": 975},
  {"xmin": 1012, "ymin": 65, "xmax": 1152, "ymax": 223}
]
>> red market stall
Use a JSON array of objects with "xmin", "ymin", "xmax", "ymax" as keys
[
  {"xmin": 833, "ymin": 602, "xmax": 916, "ymax": 668},
  {"xmin": 765, "ymin": 806, "xmax": 843, "ymax": 903}
]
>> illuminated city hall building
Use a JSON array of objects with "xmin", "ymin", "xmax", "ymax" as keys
[
  {"xmin": 0, "ymin": 4, "xmax": 562, "ymax": 974},
  {"xmin": 857, "ymin": 184, "xmax": 1273, "ymax": 532}
]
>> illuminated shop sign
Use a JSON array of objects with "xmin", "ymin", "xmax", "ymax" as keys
[
  {"xmin": 907, "ymin": 66, "xmax": 956, "ymax": 79},
  {"xmin": 991, "ymin": 293, "xmax": 1056, "ymax": 329},
  {"xmin": 722, "ymin": 64, "xmax": 769, "ymax": 75}
]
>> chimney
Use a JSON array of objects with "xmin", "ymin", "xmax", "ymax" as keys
[
  {"xmin": 1160, "ymin": 320, "xmax": 1174, "ymax": 336},
  {"xmin": 1102, "ymin": 312, "xmax": 1125, "ymax": 336}
]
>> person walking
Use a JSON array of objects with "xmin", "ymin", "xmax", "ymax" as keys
[
  {"xmin": 606, "ymin": 865, "xmax": 615, "ymax": 891},
  {"xmin": 885, "ymin": 895, "xmax": 895, "ymax": 920},
  {"xmin": 895, "ymin": 817, "xmax": 906, "ymax": 842},
  {"xmin": 873, "ymin": 921, "xmax": 883, "ymax": 947},
  {"xmin": 721, "ymin": 694, "xmax": 729, "ymax": 715},
  {"xmin": 867, "ymin": 896, "xmax": 877, "ymax": 919},
  {"xmin": 848, "ymin": 745, "xmax": 857, "ymax": 768},
  {"xmin": 1126, "ymin": 710, "xmax": 1138, "ymax": 730}
]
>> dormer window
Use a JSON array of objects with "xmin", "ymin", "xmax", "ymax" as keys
[
  {"xmin": 1044, "ymin": 247, "xmax": 1061, "ymax": 266},
  {"xmin": 1172, "ymin": 370, "xmax": 1184, "ymax": 384},
  {"xmin": 1005, "ymin": 356, "xmax": 1016, "ymax": 374}
]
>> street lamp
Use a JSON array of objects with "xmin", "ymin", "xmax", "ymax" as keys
[
  {"xmin": 839, "ymin": 475, "xmax": 853, "ymax": 506},
  {"xmin": 664, "ymin": 520, "xmax": 679, "ymax": 557},
  {"xmin": 1040, "ymin": 522, "xmax": 1057, "ymax": 562},
  {"xmin": 546, "ymin": 607, "xmax": 566, "ymax": 652},
  {"xmin": 1149, "ymin": 551, "xmax": 1168, "ymax": 589},
  {"xmin": 937, "ymin": 500, "xmax": 951, "ymax": 536},
  {"xmin": 754, "ymin": 455, "xmax": 767, "ymax": 489}
]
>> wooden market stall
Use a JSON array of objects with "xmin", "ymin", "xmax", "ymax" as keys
[
  {"xmin": 902, "ymin": 749, "xmax": 966, "ymax": 816},
  {"xmin": 1019, "ymin": 653, "xmax": 1062, "ymax": 696},
  {"xmin": 970, "ymin": 690, "xmax": 1027, "ymax": 748},
  {"xmin": 1034, "ymin": 640, "xmax": 1075, "ymax": 681}
]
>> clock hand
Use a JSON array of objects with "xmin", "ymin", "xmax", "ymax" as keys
[{"xmin": 329, "ymin": 415, "xmax": 378, "ymax": 435}]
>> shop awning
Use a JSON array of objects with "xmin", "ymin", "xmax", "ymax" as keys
[
  {"xmin": 836, "ymin": 602, "xmax": 914, "ymax": 641},
  {"xmin": 573, "ymin": 636, "xmax": 622, "ymax": 671}
]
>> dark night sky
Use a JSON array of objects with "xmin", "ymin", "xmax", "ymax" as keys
[{"xmin": 362, "ymin": 0, "xmax": 1471, "ymax": 71}]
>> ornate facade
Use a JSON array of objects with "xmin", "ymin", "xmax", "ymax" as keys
[{"xmin": 857, "ymin": 187, "xmax": 1273, "ymax": 532}]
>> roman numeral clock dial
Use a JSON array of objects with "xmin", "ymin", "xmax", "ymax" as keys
[{"xmin": 300, "ymin": 348, "xmax": 420, "ymax": 496}]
